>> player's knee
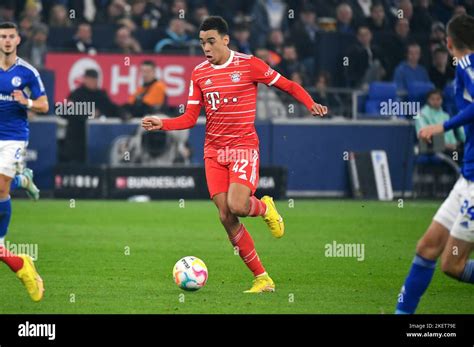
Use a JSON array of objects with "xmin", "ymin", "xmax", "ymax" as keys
[
  {"xmin": 440, "ymin": 258, "xmax": 464, "ymax": 279},
  {"xmin": 415, "ymin": 238, "xmax": 432, "ymax": 258},
  {"xmin": 416, "ymin": 234, "xmax": 443, "ymax": 259},
  {"xmin": 0, "ymin": 181, "xmax": 10, "ymax": 198},
  {"xmin": 227, "ymin": 200, "xmax": 247, "ymax": 216}
]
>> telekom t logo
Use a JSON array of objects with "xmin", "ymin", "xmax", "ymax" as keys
[
  {"xmin": 206, "ymin": 92, "xmax": 239, "ymax": 110},
  {"xmin": 206, "ymin": 92, "xmax": 220, "ymax": 110}
]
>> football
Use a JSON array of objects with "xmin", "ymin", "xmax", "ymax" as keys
[{"xmin": 173, "ymin": 256, "xmax": 208, "ymax": 291}]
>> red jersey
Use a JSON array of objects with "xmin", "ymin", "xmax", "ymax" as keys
[{"xmin": 161, "ymin": 50, "xmax": 315, "ymax": 158}]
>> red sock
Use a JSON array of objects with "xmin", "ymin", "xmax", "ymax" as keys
[
  {"xmin": 0, "ymin": 246, "xmax": 24, "ymax": 272},
  {"xmin": 248, "ymin": 196, "xmax": 267, "ymax": 217},
  {"xmin": 229, "ymin": 224, "xmax": 266, "ymax": 276}
]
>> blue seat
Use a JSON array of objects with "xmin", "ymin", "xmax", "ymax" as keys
[
  {"xmin": 406, "ymin": 81, "xmax": 435, "ymax": 103},
  {"xmin": 364, "ymin": 100, "xmax": 382, "ymax": 117},
  {"xmin": 364, "ymin": 82, "xmax": 398, "ymax": 116},
  {"xmin": 367, "ymin": 82, "xmax": 398, "ymax": 100}
]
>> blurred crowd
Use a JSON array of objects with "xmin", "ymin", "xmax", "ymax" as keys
[{"xmin": 2, "ymin": 0, "xmax": 473, "ymax": 118}]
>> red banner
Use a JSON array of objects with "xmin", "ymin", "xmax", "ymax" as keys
[{"xmin": 45, "ymin": 53, "xmax": 203, "ymax": 107}]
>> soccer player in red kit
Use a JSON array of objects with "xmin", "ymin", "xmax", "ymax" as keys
[{"xmin": 142, "ymin": 16, "xmax": 327, "ymax": 293}]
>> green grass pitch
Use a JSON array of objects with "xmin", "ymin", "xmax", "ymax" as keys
[{"xmin": 0, "ymin": 199, "xmax": 472, "ymax": 314}]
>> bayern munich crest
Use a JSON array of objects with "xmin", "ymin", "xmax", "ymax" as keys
[{"xmin": 230, "ymin": 72, "xmax": 241, "ymax": 83}]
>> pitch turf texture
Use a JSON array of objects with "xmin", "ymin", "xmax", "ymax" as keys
[{"xmin": 1, "ymin": 199, "xmax": 472, "ymax": 314}]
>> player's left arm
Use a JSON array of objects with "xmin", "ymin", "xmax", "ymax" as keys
[
  {"xmin": 11, "ymin": 69, "xmax": 49, "ymax": 114},
  {"xmin": 250, "ymin": 56, "xmax": 327, "ymax": 116}
]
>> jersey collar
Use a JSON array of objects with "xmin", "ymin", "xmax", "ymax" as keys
[
  {"xmin": 211, "ymin": 50, "xmax": 234, "ymax": 70},
  {"xmin": 0, "ymin": 57, "xmax": 19, "ymax": 72}
]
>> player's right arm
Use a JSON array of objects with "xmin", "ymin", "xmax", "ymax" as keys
[
  {"xmin": 142, "ymin": 69, "xmax": 202, "ymax": 131},
  {"xmin": 11, "ymin": 69, "xmax": 49, "ymax": 114}
]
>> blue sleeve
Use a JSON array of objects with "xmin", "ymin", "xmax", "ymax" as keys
[
  {"xmin": 28, "ymin": 70, "xmax": 46, "ymax": 100},
  {"xmin": 444, "ymin": 103, "xmax": 474, "ymax": 131},
  {"xmin": 444, "ymin": 64, "xmax": 474, "ymax": 131},
  {"xmin": 465, "ymin": 68, "xmax": 474, "ymax": 96}
]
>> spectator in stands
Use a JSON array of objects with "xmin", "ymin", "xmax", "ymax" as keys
[
  {"xmin": 64, "ymin": 0, "xmax": 109, "ymax": 23},
  {"xmin": 350, "ymin": 0, "xmax": 386, "ymax": 28},
  {"xmin": 378, "ymin": 18, "xmax": 414, "ymax": 78},
  {"xmin": 351, "ymin": 0, "xmax": 373, "ymax": 18},
  {"xmin": 411, "ymin": 0, "xmax": 434, "ymax": 38},
  {"xmin": 69, "ymin": 69, "xmax": 126, "ymax": 119},
  {"xmin": 336, "ymin": 3, "xmax": 356, "ymax": 34},
  {"xmin": 250, "ymin": 0, "xmax": 288, "ymax": 48},
  {"xmin": 19, "ymin": 23, "xmax": 48, "ymax": 69},
  {"xmin": 130, "ymin": 0, "xmax": 148, "ymax": 29},
  {"xmin": 0, "ymin": 2, "xmax": 16, "ymax": 22},
  {"xmin": 154, "ymin": 18, "xmax": 195, "ymax": 53},
  {"xmin": 366, "ymin": 2, "xmax": 391, "ymax": 33},
  {"xmin": 105, "ymin": 0, "xmax": 128, "ymax": 26},
  {"xmin": 48, "ymin": 4, "xmax": 72, "ymax": 28},
  {"xmin": 113, "ymin": 26, "xmax": 142, "ymax": 53},
  {"xmin": 125, "ymin": 60, "xmax": 167, "ymax": 118},
  {"xmin": 232, "ymin": 24, "xmax": 252, "ymax": 55},
  {"xmin": 130, "ymin": 0, "xmax": 163, "ymax": 30},
  {"xmin": 291, "ymin": 4, "xmax": 318, "ymax": 79},
  {"xmin": 266, "ymin": 29, "xmax": 285, "ymax": 58},
  {"xmin": 276, "ymin": 44, "xmax": 308, "ymax": 84},
  {"xmin": 429, "ymin": 46, "xmax": 454, "ymax": 90},
  {"xmin": 69, "ymin": 22, "xmax": 97, "ymax": 55},
  {"xmin": 398, "ymin": 0, "xmax": 414, "ymax": 22},
  {"xmin": 393, "ymin": 43, "xmax": 430, "ymax": 91},
  {"xmin": 190, "ymin": 3, "xmax": 210, "ymax": 29},
  {"xmin": 19, "ymin": 14, "xmax": 34, "ymax": 41},
  {"xmin": 170, "ymin": 0, "xmax": 188, "ymax": 17},
  {"xmin": 307, "ymin": 0, "xmax": 338, "ymax": 17},
  {"xmin": 454, "ymin": 4, "xmax": 468, "ymax": 16},
  {"xmin": 433, "ymin": 0, "xmax": 456, "ymax": 24},
  {"xmin": 64, "ymin": 69, "xmax": 126, "ymax": 163},
  {"xmin": 21, "ymin": 1, "xmax": 41, "ymax": 26},
  {"xmin": 167, "ymin": 0, "xmax": 197, "ymax": 32},
  {"xmin": 254, "ymin": 47, "xmax": 280, "ymax": 67},
  {"xmin": 415, "ymin": 89, "xmax": 464, "ymax": 152},
  {"xmin": 428, "ymin": 21, "xmax": 447, "ymax": 52},
  {"xmin": 311, "ymin": 71, "xmax": 343, "ymax": 117},
  {"xmin": 345, "ymin": 26, "xmax": 386, "ymax": 88}
]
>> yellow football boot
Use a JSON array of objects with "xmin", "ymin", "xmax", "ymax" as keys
[
  {"xmin": 261, "ymin": 196, "xmax": 284, "ymax": 238},
  {"xmin": 16, "ymin": 254, "xmax": 44, "ymax": 302},
  {"xmin": 244, "ymin": 273, "xmax": 275, "ymax": 293}
]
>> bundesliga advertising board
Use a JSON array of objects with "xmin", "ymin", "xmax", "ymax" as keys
[{"xmin": 0, "ymin": 0, "xmax": 473, "ymax": 345}]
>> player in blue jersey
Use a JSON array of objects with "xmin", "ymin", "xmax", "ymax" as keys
[
  {"xmin": 0, "ymin": 22, "xmax": 48, "ymax": 302},
  {"xmin": 396, "ymin": 14, "xmax": 474, "ymax": 314}
]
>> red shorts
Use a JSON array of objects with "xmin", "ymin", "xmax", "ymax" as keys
[{"xmin": 204, "ymin": 148, "xmax": 260, "ymax": 199}]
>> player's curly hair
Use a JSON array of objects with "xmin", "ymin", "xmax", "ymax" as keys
[{"xmin": 447, "ymin": 14, "xmax": 474, "ymax": 51}]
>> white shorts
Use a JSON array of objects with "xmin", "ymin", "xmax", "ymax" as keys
[
  {"xmin": 433, "ymin": 176, "xmax": 474, "ymax": 243},
  {"xmin": 0, "ymin": 140, "xmax": 27, "ymax": 178}
]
